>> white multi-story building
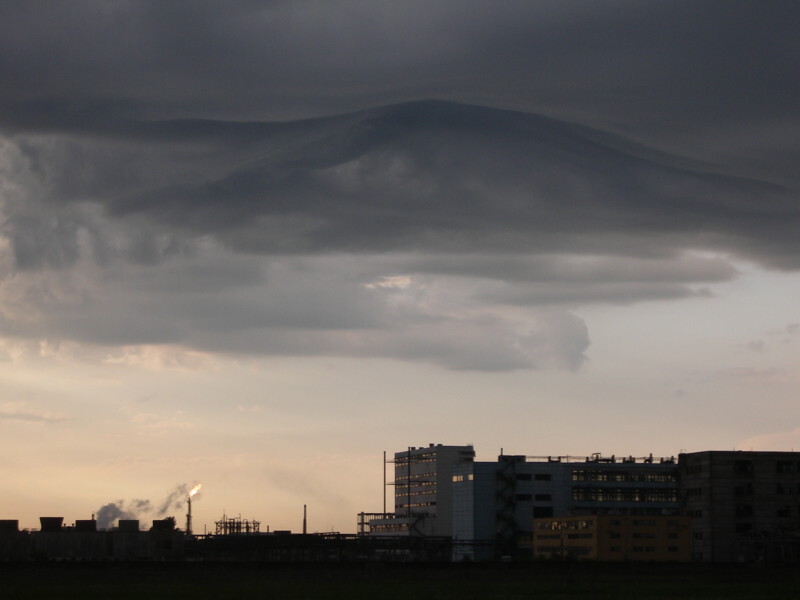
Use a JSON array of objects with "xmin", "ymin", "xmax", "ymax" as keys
[{"xmin": 363, "ymin": 444, "xmax": 475, "ymax": 537}]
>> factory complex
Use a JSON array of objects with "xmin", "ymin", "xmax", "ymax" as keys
[
  {"xmin": 4, "ymin": 445, "xmax": 800, "ymax": 563},
  {"xmin": 360, "ymin": 445, "xmax": 800, "ymax": 563}
]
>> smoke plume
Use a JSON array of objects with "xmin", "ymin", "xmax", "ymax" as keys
[
  {"xmin": 95, "ymin": 499, "xmax": 152, "ymax": 530},
  {"xmin": 95, "ymin": 483, "xmax": 200, "ymax": 530}
]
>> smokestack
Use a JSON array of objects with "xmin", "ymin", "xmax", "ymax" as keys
[
  {"xmin": 186, "ymin": 496, "xmax": 192, "ymax": 536},
  {"xmin": 303, "ymin": 504, "xmax": 307, "ymax": 535},
  {"xmin": 185, "ymin": 483, "xmax": 202, "ymax": 536}
]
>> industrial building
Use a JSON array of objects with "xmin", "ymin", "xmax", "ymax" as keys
[
  {"xmin": 5, "ymin": 446, "xmax": 800, "ymax": 563},
  {"xmin": 360, "ymin": 445, "xmax": 800, "ymax": 563},
  {"xmin": 531, "ymin": 515, "xmax": 691, "ymax": 561},
  {"xmin": 359, "ymin": 444, "xmax": 681, "ymax": 561},
  {"xmin": 0, "ymin": 517, "xmax": 452, "ymax": 563},
  {"xmin": 450, "ymin": 452, "xmax": 680, "ymax": 560},
  {"xmin": 0, "ymin": 517, "xmax": 185, "ymax": 561},
  {"xmin": 364, "ymin": 444, "xmax": 476, "ymax": 537},
  {"xmin": 679, "ymin": 450, "xmax": 800, "ymax": 562}
]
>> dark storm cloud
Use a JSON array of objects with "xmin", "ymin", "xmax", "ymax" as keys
[
  {"xmin": 1, "ymin": 1, "xmax": 798, "ymax": 148},
  {"xmin": 0, "ymin": 1, "xmax": 798, "ymax": 370},
  {"xmin": 6, "ymin": 101, "xmax": 797, "ymax": 268}
]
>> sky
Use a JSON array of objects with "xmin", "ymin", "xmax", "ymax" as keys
[{"xmin": 1, "ymin": 0, "xmax": 799, "ymax": 533}]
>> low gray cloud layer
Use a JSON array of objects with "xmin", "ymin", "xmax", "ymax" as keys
[{"xmin": 0, "ymin": 1, "xmax": 797, "ymax": 370}]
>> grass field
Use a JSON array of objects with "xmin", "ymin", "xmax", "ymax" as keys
[{"xmin": 2, "ymin": 562, "xmax": 799, "ymax": 599}]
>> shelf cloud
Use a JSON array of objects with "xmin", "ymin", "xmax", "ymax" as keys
[{"xmin": 1, "ymin": 1, "xmax": 797, "ymax": 371}]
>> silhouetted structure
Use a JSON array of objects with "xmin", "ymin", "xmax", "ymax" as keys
[
  {"xmin": 532, "ymin": 515, "xmax": 691, "ymax": 561},
  {"xmin": 3, "ymin": 449, "xmax": 800, "ymax": 563},
  {"xmin": 215, "ymin": 514, "xmax": 261, "ymax": 535},
  {"xmin": 680, "ymin": 450, "xmax": 800, "ymax": 562},
  {"xmin": 451, "ymin": 452, "xmax": 679, "ymax": 560}
]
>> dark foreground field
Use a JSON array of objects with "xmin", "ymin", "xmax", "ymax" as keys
[{"xmin": 1, "ymin": 562, "xmax": 799, "ymax": 600}]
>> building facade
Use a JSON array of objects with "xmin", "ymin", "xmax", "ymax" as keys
[
  {"xmin": 366, "ymin": 444, "xmax": 475, "ymax": 537},
  {"xmin": 360, "ymin": 445, "xmax": 800, "ymax": 563},
  {"xmin": 532, "ymin": 515, "xmax": 691, "ymax": 561},
  {"xmin": 679, "ymin": 450, "xmax": 800, "ymax": 562},
  {"xmin": 452, "ymin": 453, "xmax": 680, "ymax": 560}
]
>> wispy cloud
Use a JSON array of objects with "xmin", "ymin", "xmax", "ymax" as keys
[
  {"xmin": 0, "ymin": 409, "xmax": 68, "ymax": 423},
  {"xmin": 738, "ymin": 428, "xmax": 800, "ymax": 452}
]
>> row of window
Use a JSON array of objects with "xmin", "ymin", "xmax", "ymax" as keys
[
  {"xmin": 686, "ymin": 483, "xmax": 800, "ymax": 498},
  {"xmin": 395, "ymin": 501, "xmax": 436, "ymax": 509},
  {"xmin": 394, "ymin": 489, "xmax": 436, "ymax": 497},
  {"xmin": 515, "ymin": 473, "xmax": 552, "ymax": 481},
  {"xmin": 571, "ymin": 470, "xmax": 677, "ymax": 483},
  {"xmin": 535, "ymin": 546, "xmax": 682, "ymax": 554},
  {"xmin": 535, "ymin": 520, "xmax": 595, "ymax": 530},
  {"xmin": 514, "ymin": 493, "xmax": 552, "ymax": 502},
  {"xmin": 394, "ymin": 472, "xmax": 436, "ymax": 482},
  {"xmin": 395, "ymin": 479, "xmax": 436, "ymax": 488},
  {"xmin": 684, "ymin": 460, "xmax": 800, "ymax": 475},
  {"xmin": 686, "ymin": 507, "xmax": 796, "ymax": 518},
  {"xmin": 733, "ymin": 460, "xmax": 800, "ymax": 475},
  {"xmin": 404, "ymin": 458, "xmax": 437, "ymax": 464},
  {"xmin": 535, "ymin": 519, "xmax": 683, "ymax": 531},
  {"xmin": 572, "ymin": 488, "xmax": 678, "ymax": 503}
]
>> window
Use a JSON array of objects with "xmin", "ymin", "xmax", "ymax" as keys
[
  {"xmin": 571, "ymin": 469, "xmax": 677, "ymax": 483},
  {"xmin": 535, "ymin": 474, "xmax": 552, "ymax": 481},
  {"xmin": 572, "ymin": 487, "xmax": 677, "ymax": 503},
  {"xmin": 777, "ymin": 460, "xmax": 794, "ymax": 474},
  {"xmin": 735, "ymin": 523, "xmax": 753, "ymax": 533},
  {"xmin": 735, "ymin": 505, "xmax": 753, "ymax": 518},
  {"xmin": 516, "ymin": 493, "xmax": 532, "ymax": 501},
  {"xmin": 516, "ymin": 473, "xmax": 532, "ymax": 481},
  {"xmin": 535, "ymin": 494, "xmax": 552, "ymax": 502},
  {"xmin": 533, "ymin": 507, "xmax": 553, "ymax": 518},
  {"xmin": 734, "ymin": 460, "xmax": 753, "ymax": 475}
]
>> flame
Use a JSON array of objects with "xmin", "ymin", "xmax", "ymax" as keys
[{"xmin": 189, "ymin": 483, "xmax": 202, "ymax": 498}]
